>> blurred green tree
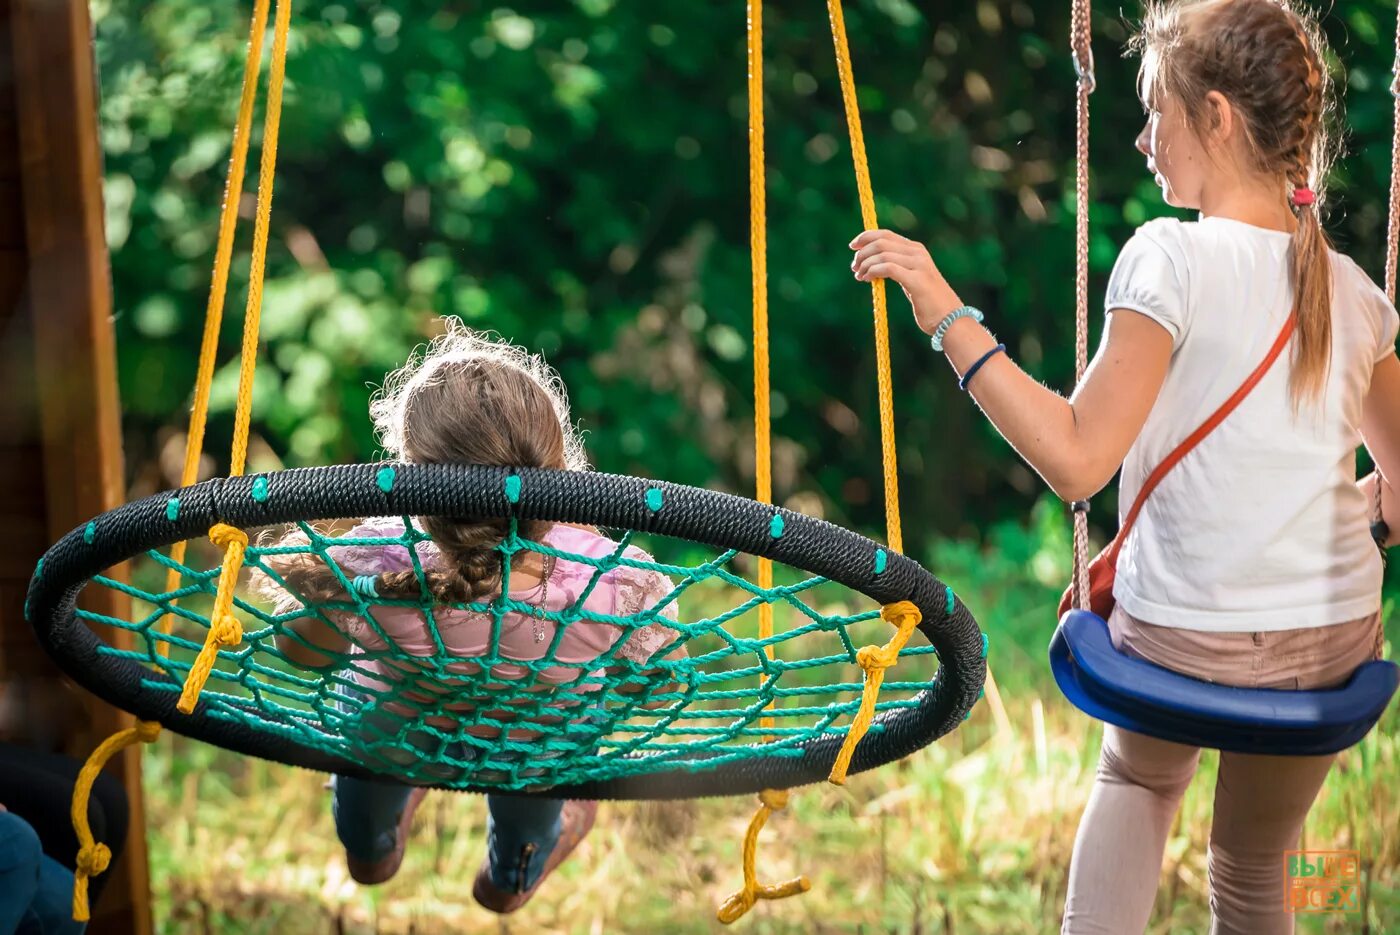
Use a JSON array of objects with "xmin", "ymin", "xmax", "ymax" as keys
[{"xmin": 94, "ymin": 0, "xmax": 1400, "ymax": 558}]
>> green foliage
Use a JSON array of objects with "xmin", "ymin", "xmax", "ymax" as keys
[{"xmin": 97, "ymin": 0, "xmax": 1400, "ymax": 550}]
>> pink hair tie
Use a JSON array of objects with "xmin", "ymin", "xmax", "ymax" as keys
[{"xmin": 1290, "ymin": 187, "xmax": 1316, "ymax": 207}]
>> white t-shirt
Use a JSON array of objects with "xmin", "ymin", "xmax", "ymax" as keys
[{"xmin": 1107, "ymin": 216, "xmax": 1399, "ymax": 632}]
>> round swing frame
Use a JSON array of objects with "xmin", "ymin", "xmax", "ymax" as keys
[{"xmin": 27, "ymin": 462, "xmax": 987, "ymax": 799}]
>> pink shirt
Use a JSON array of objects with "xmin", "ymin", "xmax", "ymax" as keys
[{"xmin": 323, "ymin": 520, "xmax": 679, "ymax": 704}]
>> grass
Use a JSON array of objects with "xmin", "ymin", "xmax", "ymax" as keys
[{"xmin": 123, "ymin": 500, "xmax": 1399, "ymax": 933}]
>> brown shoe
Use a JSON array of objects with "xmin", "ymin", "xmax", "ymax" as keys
[
  {"xmin": 346, "ymin": 787, "xmax": 428, "ymax": 885},
  {"xmin": 471, "ymin": 799, "xmax": 598, "ymax": 914}
]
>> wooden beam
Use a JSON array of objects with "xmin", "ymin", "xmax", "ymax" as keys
[{"xmin": 8, "ymin": 0, "xmax": 152, "ymax": 932}]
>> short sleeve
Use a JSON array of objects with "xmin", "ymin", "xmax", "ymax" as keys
[
  {"xmin": 1104, "ymin": 220, "xmax": 1190, "ymax": 348},
  {"xmin": 609, "ymin": 547, "xmax": 682, "ymax": 664},
  {"xmin": 1377, "ymin": 291, "xmax": 1399, "ymax": 364}
]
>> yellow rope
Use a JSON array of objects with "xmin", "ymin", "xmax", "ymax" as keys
[
  {"xmin": 826, "ymin": 0, "xmax": 901, "ymax": 555},
  {"xmin": 68, "ymin": 0, "xmax": 291, "ymax": 917},
  {"xmin": 716, "ymin": 790, "xmax": 813, "ymax": 924},
  {"xmin": 68, "ymin": 720, "xmax": 161, "ymax": 920},
  {"xmin": 827, "ymin": 601, "xmax": 921, "ymax": 783},
  {"xmin": 718, "ymin": 0, "xmax": 811, "ymax": 922},
  {"xmin": 821, "ymin": 0, "xmax": 930, "ymax": 786},
  {"xmin": 178, "ymin": 525, "xmax": 250, "ymax": 713},
  {"xmin": 749, "ymin": 0, "xmax": 775, "ymax": 741},
  {"xmin": 157, "ymin": 0, "xmax": 271, "ymax": 656},
  {"xmin": 227, "ymin": 0, "xmax": 290, "ymax": 479}
]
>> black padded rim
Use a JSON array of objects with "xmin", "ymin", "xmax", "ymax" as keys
[{"xmin": 27, "ymin": 463, "xmax": 986, "ymax": 799}]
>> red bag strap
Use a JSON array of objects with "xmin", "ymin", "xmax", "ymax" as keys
[{"xmin": 1104, "ymin": 313, "xmax": 1298, "ymax": 565}]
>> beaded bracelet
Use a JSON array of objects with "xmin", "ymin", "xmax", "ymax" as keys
[
  {"xmin": 958, "ymin": 343, "xmax": 1006, "ymax": 392},
  {"xmin": 930, "ymin": 306, "xmax": 984, "ymax": 352}
]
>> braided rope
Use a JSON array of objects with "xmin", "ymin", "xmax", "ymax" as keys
[
  {"xmin": 826, "ymin": 0, "xmax": 903, "ymax": 555},
  {"xmin": 68, "ymin": 720, "xmax": 161, "ymax": 920},
  {"xmin": 1385, "ymin": 9, "xmax": 1400, "ymax": 303},
  {"xmin": 716, "ymin": 789, "xmax": 812, "ymax": 923},
  {"xmin": 1377, "ymin": 5, "xmax": 1400, "ymax": 547},
  {"xmin": 157, "ymin": 0, "xmax": 270, "ymax": 654},
  {"xmin": 826, "ymin": 601, "xmax": 921, "ymax": 782},
  {"xmin": 67, "ymin": 0, "xmax": 292, "ymax": 917},
  {"xmin": 1070, "ymin": 0, "xmax": 1095, "ymax": 611},
  {"xmin": 720, "ymin": 0, "xmax": 811, "ymax": 919},
  {"xmin": 818, "ymin": 0, "xmax": 946, "ymax": 791}
]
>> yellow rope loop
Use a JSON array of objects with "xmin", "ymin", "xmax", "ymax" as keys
[
  {"xmin": 827, "ymin": 600, "xmax": 922, "ymax": 785},
  {"xmin": 716, "ymin": 790, "xmax": 812, "ymax": 924},
  {"xmin": 209, "ymin": 523, "xmax": 249, "ymax": 551},
  {"xmin": 758, "ymin": 787, "xmax": 788, "ymax": 810},
  {"xmin": 176, "ymin": 524, "xmax": 250, "ymax": 713},
  {"xmin": 69, "ymin": 719, "xmax": 161, "ymax": 920}
]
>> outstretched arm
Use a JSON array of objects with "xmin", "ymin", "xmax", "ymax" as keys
[
  {"xmin": 850, "ymin": 230, "xmax": 1172, "ymax": 502},
  {"xmin": 1362, "ymin": 352, "xmax": 1400, "ymax": 547}
]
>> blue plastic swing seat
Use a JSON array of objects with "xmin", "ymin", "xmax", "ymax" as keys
[{"xmin": 1050, "ymin": 610, "xmax": 1400, "ymax": 756}]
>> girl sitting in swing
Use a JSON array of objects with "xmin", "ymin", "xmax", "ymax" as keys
[{"xmin": 257, "ymin": 322, "xmax": 685, "ymax": 914}]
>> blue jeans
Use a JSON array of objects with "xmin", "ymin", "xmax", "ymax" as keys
[
  {"xmin": 0, "ymin": 811, "xmax": 86, "ymax": 935},
  {"xmin": 331, "ymin": 678, "xmax": 599, "ymax": 891},
  {"xmin": 331, "ymin": 776, "xmax": 564, "ymax": 891}
]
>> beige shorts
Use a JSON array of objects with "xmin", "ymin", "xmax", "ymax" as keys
[{"xmin": 1107, "ymin": 605, "xmax": 1384, "ymax": 691}]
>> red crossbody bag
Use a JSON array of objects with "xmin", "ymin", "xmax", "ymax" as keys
[{"xmin": 1058, "ymin": 313, "xmax": 1298, "ymax": 619}]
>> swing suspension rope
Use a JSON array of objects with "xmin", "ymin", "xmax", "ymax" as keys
[
  {"xmin": 1381, "ymin": 0, "xmax": 1400, "ymax": 534},
  {"xmin": 1069, "ymin": 0, "xmax": 1095, "ymax": 612},
  {"xmin": 66, "ymin": 0, "xmax": 293, "ymax": 918},
  {"xmin": 717, "ymin": 0, "xmax": 943, "ymax": 920}
]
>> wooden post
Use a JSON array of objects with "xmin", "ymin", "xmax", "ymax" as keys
[{"xmin": 1, "ymin": 0, "xmax": 152, "ymax": 932}]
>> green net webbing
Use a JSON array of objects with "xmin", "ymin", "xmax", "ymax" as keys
[{"xmin": 78, "ymin": 518, "xmax": 942, "ymax": 791}]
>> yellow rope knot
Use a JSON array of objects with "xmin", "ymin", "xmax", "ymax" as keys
[
  {"xmin": 856, "ymin": 641, "xmax": 897, "ymax": 672},
  {"xmin": 209, "ymin": 523, "xmax": 249, "ymax": 549},
  {"xmin": 827, "ymin": 600, "xmax": 922, "ymax": 785},
  {"xmin": 716, "ymin": 788, "xmax": 812, "ymax": 924},
  {"xmin": 176, "ymin": 523, "xmax": 251, "ymax": 714},
  {"xmin": 210, "ymin": 611, "xmax": 243, "ymax": 647},
  {"xmin": 133, "ymin": 719, "xmax": 162, "ymax": 743},
  {"xmin": 76, "ymin": 843, "xmax": 111, "ymax": 877}
]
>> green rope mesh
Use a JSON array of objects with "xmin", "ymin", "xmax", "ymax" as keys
[{"xmin": 79, "ymin": 518, "xmax": 942, "ymax": 791}]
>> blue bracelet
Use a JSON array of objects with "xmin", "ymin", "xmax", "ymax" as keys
[
  {"xmin": 958, "ymin": 343, "xmax": 1006, "ymax": 392},
  {"xmin": 930, "ymin": 306, "xmax": 984, "ymax": 352}
]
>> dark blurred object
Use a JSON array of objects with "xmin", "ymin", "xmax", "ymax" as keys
[
  {"xmin": 0, "ymin": 742, "xmax": 130, "ymax": 912},
  {"xmin": 0, "ymin": 676, "xmax": 90, "ymax": 752}
]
